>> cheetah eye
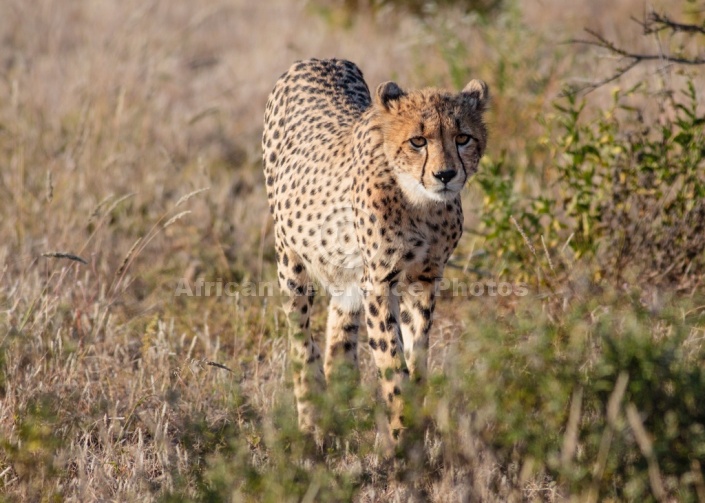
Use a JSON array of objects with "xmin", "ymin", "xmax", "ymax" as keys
[
  {"xmin": 409, "ymin": 136, "xmax": 427, "ymax": 148},
  {"xmin": 455, "ymin": 134, "xmax": 472, "ymax": 146}
]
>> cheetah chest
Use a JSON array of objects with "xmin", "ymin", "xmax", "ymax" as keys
[
  {"xmin": 281, "ymin": 200, "xmax": 437, "ymax": 293},
  {"xmin": 282, "ymin": 201, "xmax": 364, "ymax": 291}
]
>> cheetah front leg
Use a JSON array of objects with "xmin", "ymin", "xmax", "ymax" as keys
[
  {"xmin": 399, "ymin": 276, "xmax": 439, "ymax": 384},
  {"xmin": 363, "ymin": 283, "xmax": 409, "ymax": 443},
  {"xmin": 323, "ymin": 294, "xmax": 362, "ymax": 383},
  {"xmin": 276, "ymin": 249, "xmax": 325, "ymax": 435}
]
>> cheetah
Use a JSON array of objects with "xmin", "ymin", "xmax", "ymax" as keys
[{"xmin": 262, "ymin": 58, "xmax": 488, "ymax": 442}]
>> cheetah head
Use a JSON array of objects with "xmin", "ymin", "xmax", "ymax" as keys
[{"xmin": 374, "ymin": 79, "xmax": 489, "ymax": 206}]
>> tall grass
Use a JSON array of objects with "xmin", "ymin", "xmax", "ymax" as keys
[{"xmin": 1, "ymin": 0, "xmax": 704, "ymax": 501}]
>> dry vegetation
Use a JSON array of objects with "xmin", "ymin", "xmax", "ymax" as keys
[{"xmin": 1, "ymin": 0, "xmax": 704, "ymax": 501}]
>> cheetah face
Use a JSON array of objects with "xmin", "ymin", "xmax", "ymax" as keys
[{"xmin": 375, "ymin": 80, "xmax": 489, "ymax": 206}]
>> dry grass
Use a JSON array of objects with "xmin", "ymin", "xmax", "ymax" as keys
[{"xmin": 1, "ymin": 0, "xmax": 704, "ymax": 501}]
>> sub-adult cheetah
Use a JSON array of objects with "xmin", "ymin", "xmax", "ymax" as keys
[{"xmin": 262, "ymin": 58, "xmax": 488, "ymax": 442}]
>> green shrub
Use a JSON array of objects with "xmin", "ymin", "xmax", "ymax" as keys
[
  {"xmin": 475, "ymin": 81, "xmax": 705, "ymax": 289},
  {"xmin": 438, "ymin": 294, "xmax": 705, "ymax": 501},
  {"xmin": 553, "ymin": 82, "xmax": 705, "ymax": 286}
]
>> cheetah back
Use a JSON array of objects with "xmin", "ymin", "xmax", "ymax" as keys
[{"xmin": 262, "ymin": 59, "xmax": 372, "ymax": 288}]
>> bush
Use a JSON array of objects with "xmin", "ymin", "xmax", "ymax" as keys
[
  {"xmin": 475, "ymin": 80, "xmax": 705, "ymax": 290},
  {"xmin": 553, "ymin": 82, "xmax": 705, "ymax": 287},
  {"xmin": 438, "ymin": 293, "xmax": 705, "ymax": 501}
]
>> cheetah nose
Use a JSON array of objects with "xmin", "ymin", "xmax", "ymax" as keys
[{"xmin": 433, "ymin": 169, "xmax": 457, "ymax": 184}]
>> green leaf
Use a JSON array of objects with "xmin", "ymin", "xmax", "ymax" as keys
[{"xmin": 673, "ymin": 132, "xmax": 693, "ymax": 147}]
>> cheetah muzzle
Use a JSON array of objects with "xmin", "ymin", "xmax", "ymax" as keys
[{"xmin": 262, "ymin": 58, "xmax": 489, "ymax": 446}]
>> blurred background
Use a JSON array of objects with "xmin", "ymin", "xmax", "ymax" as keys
[
  {"xmin": 1, "ymin": 0, "xmax": 701, "ymax": 290},
  {"xmin": 1, "ymin": 1, "xmax": 704, "ymax": 501}
]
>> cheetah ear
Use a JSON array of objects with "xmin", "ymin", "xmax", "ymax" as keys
[
  {"xmin": 461, "ymin": 79, "xmax": 489, "ymax": 112},
  {"xmin": 376, "ymin": 81, "xmax": 405, "ymax": 110}
]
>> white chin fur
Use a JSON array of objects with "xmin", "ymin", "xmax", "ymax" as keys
[{"xmin": 396, "ymin": 172, "xmax": 458, "ymax": 206}]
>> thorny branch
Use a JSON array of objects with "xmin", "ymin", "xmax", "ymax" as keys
[
  {"xmin": 565, "ymin": 10, "xmax": 705, "ymax": 95},
  {"xmin": 637, "ymin": 11, "xmax": 705, "ymax": 36}
]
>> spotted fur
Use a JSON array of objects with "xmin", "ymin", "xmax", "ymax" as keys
[{"xmin": 262, "ymin": 58, "xmax": 488, "ymax": 441}]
